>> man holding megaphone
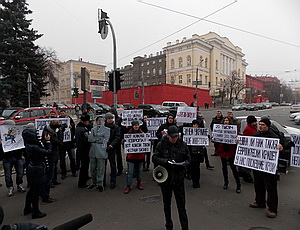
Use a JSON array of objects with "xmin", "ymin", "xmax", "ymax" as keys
[{"xmin": 152, "ymin": 125, "xmax": 191, "ymax": 230}]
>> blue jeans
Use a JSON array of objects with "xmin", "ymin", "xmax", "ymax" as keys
[
  {"xmin": 60, "ymin": 147, "xmax": 77, "ymax": 175},
  {"xmin": 3, "ymin": 157, "xmax": 24, "ymax": 188},
  {"xmin": 42, "ymin": 162, "xmax": 55, "ymax": 201},
  {"xmin": 126, "ymin": 162, "xmax": 142, "ymax": 186}
]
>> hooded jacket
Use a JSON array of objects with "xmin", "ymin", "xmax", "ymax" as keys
[{"xmin": 156, "ymin": 114, "xmax": 177, "ymax": 140}]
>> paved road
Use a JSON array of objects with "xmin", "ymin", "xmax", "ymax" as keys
[{"xmin": 1, "ymin": 106, "xmax": 300, "ymax": 229}]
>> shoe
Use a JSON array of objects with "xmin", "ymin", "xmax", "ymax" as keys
[
  {"xmin": 50, "ymin": 184, "xmax": 55, "ymax": 188},
  {"xmin": 53, "ymin": 181, "xmax": 61, "ymax": 185},
  {"xmin": 223, "ymin": 184, "xmax": 228, "ymax": 190},
  {"xmin": 17, "ymin": 184, "xmax": 26, "ymax": 193},
  {"xmin": 193, "ymin": 183, "xmax": 200, "ymax": 189},
  {"xmin": 236, "ymin": 185, "xmax": 241, "ymax": 194},
  {"xmin": 7, "ymin": 187, "xmax": 14, "ymax": 197},
  {"xmin": 61, "ymin": 175, "xmax": 66, "ymax": 180},
  {"xmin": 23, "ymin": 207, "xmax": 32, "ymax": 215},
  {"xmin": 137, "ymin": 182, "xmax": 144, "ymax": 190},
  {"xmin": 32, "ymin": 212, "xmax": 46, "ymax": 219},
  {"xmin": 117, "ymin": 171, "xmax": 122, "ymax": 176},
  {"xmin": 87, "ymin": 183, "xmax": 96, "ymax": 189},
  {"xmin": 42, "ymin": 198, "xmax": 57, "ymax": 204},
  {"xmin": 110, "ymin": 184, "xmax": 116, "ymax": 189},
  {"xmin": 72, "ymin": 173, "xmax": 77, "ymax": 177},
  {"xmin": 206, "ymin": 165, "xmax": 214, "ymax": 170},
  {"xmin": 124, "ymin": 186, "xmax": 131, "ymax": 194},
  {"xmin": 249, "ymin": 202, "xmax": 266, "ymax": 208},
  {"xmin": 97, "ymin": 185, "xmax": 104, "ymax": 192},
  {"xmin": 267, "ymin": 211, "xmax": 277, "ymax": 218}
]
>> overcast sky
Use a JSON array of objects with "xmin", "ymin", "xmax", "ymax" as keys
[{"xmin": 27, "ymin": 0, "xmax": 300, "ymax": 83}]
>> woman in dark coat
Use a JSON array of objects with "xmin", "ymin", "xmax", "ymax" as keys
[
  {"xmin": 22, "ymin": 127, "xmax": 52, "ymax": 219},
  {"xmin": 217, "ymin": 117, "xmax": 241, "ymax": 194}
]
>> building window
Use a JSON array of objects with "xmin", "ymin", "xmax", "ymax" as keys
[
  {"xmin": 199, "ymin": 74, "xmax": 202, "ymax": 84},
  {"xmin": 171, "ymin": 59, "xmax": 175, "ymax": 69},
  {"xmin": 205, "ymin": 58, "xmax": 208, "ymax": 68},
  {"xmin": 216, "ymin": 60, "xmax": 218, "ymax": 71},
  {"xmin": 179, "ymin": 75, "xmax": 182, "ymax": 84},
  {"xmin": 152, "ymin": 60, "xmax": 155, "ymax": 64},
  {"xmin": 147, "ymin": 62, "xmax": 149, "ymax": 66},
  {"xmin": 147, "ymin": 69, "xmax": 150, "ymax": 76},
  {"xmin": 187, "ymin": 45, "xmax": 191, "ymax": 49},
  {"xmin": 238, "ymin": 69, "xmax": 241, "ymax": 77},
  {"xmin": 141, "ymin": 63, "xmax": 144, "ymax": 67},
  {"xmin": 216, "ymin": 77, "xmax": 218, "ymax": 85},
  {"xmin": 171, "ymin": 76, "xmax": 175, "ymax": 84},
  {"xmin": 179, "ymin": 57, "xmax": 183, "ymax": 68},
  {"xmin": 159, "ymin": 58, "xmax": 162, "ymax": 62},
  {"xmin": 205, "ymin": 76, "xmax": 208, "ymax": 84},
  {"xmin": 200, "ymin": 56, "xmax": 203, "ymax": 66},
  {"xmin": 159, "ymin": 67, "xmax": 162, "ymax": 75},
  {"xmin": 187, "ymin": 74, "xmax": 191, "ymax": 83},
  {"xmin": 152, "ymin": 68, "xmax": 156, "ymax": 76},
  {"xmin": 187, "ymin": 56, "xmax": 191, "ymax": 66}
]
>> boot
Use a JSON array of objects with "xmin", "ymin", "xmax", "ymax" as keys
[
  {"xmin": 32, "ymin": 198, "xmax": 46, "ymax": 219},
  {"xmin": 236, "ymin": 184, "xmax": 241, "ymax": 194},
  {"xmin": 223, "ymin": 182, "xmax": 228, "ymax": 190},
  {"xmin": 137, "ymin": 182, "xmax": 144, "ymax": 190},
  {"xmin": 124, "ymin": 185, "xmax": 131, "ymax": 194}
]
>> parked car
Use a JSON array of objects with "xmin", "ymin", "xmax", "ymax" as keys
[
  {"xmin": 270, "ymin": 102, "xmax": 279, "ymax": 106},
  {"xmin": 138, "ymin": 104, "xmax": 169, "ymax": 117},
  {"xmin": 245, "ymin": 103, "xmax": 259, "ymax": 111},
  {"xmin": 289, "ymin": 112, "xmax": 300, "ymax": 120},
  {"xmin": 65, "ymin": 104, "xmax": 75, "ymax": 109},
  {"xmin": 123, "ymin": 103, "xmax": 135, "ymax": 110},
  {"xmin": 81, "ymin": 103, "xmax": 103, "ymax": 115},
  {"xmin": 262, "ymin": 102, "xmax": 272, "ymax": 109},
  {"xmin": 232, "ymin": 104, "xmax": 246, "ymax": 111},
  {"xmin": 290, "ymin": 104, "xmax": 300, "ymax": 113},
  {"xmin": 294, "ymin": 115, "xmax": 300, "ymax": 125},
  {"xmin": 110, "ymin": 104, "xmax": 125, "ymax": 110},
  {"xmin": 96, "ymin": 103, "xmax": 111, "ymax": 114},
  {"xmin": 0, "ymin": 107, "xmax": 58, "ymax": 125}
]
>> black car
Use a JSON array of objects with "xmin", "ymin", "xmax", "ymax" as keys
[
  {"xmin": 96, "ymin": 103, "xmax": 111, "ymax": 114},
  {"xmin": 81, "ymin": 103, "xmax": 103, "ymax": 115},
  {"xmin": 123, "ymin": 103, "xmax": 135, "ymax": 110},
  {"xmin": 138, "ymin": 104, "xmax": 169, "ymax": 117}
]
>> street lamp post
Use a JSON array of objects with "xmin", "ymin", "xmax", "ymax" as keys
[{"xmin": 27, "ymin": 73, "xmax": 32, "ymax": 108}]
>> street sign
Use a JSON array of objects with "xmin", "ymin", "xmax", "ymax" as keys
[
  {"xmin": 92, "ymin": 90, "xmax": 102, "ymax": 99},
  {"xmin": 192, "ymin": 80, "xmax": 202, "ymax": 85}
]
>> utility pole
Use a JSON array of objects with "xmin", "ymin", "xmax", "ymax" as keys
[
  {"xmin": 27, "ymin": 73, "xmax": 32, "ymax": 108},
  {"xmin": 98, "ymin": 9, "xmax": 118, "ymax": 107}
]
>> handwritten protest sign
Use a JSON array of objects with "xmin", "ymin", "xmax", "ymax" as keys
[
  {"xmin": 35, "ymin": 118, "xmax": 71, "ymax": 142},
  {"xmin": 212, "ymin": 124, "xmax": 237, "ymax": 144},
  {"xmin": 234, "ymin": 136, "xmax": 279, "ymax": 174},
  {"xmin": 124, "ymin": 133, "xmax": 151, "ymax": 154},
  {"xmin": 290, "ymin": 134, "xmax": 300, "ymax": 168},
  {"xmin": 146, "ymin": 117, "xmax": 166, "ymax": 139},
  {"xmin": 175, "ymin": 107, "xmax": 197, "ymax": 123},
  {"xmin": 182, "ymin": 127, "xmax": 209, "ymax": 146},
  {"xmin": 121, "ymin": 109, "xmax": 143, "ymax": 126},
  {"xmin": 0, "ymin": 125, "xmax": 25, "ymax": 152}
]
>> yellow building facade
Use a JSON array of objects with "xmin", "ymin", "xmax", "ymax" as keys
[
  {"xmin": 164, "ymin": 32, "xmax": 248, "ymax": 101},
  {"xmin": 41, "ymin": 59, "xmax": 106, "ymax": 105}
]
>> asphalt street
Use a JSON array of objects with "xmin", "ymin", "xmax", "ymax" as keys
[{"xmin": 0, "ymin": 106, "xmax": 300, "ymax": 230}]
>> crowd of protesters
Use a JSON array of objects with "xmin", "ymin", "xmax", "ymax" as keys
[{"xmin": 0, "ymin": 106, "xmax": 297, "ymax": 227}]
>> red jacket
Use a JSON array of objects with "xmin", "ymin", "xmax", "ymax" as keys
[
  {"xmin": 217, "ymin": 143, "xmax": 236, "ymax": 158},
  {"xmin": 126, "ymin": 128, "xmax": 145, "ymax": 162},
  {"xmin": 243, "ymin": 124, "xmax": 258, "ymax": 136}
]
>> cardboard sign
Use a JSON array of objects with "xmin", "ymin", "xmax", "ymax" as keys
[
  {"xmin": 175, "ymin": 106, "xmax": 197, "ymax": 123},
  {"xmin": 234, "ymin": 135, "xmax": 279, "ymax": 174},
  {"xmin": 121, "ymin": 109, "xmax": 143, "ymax": 127},
  {"xmin": 212, "ymin": 124, "xmax": 237, "ymax": 144},
  {"xmin": 0, "ymin": 125, "xmax": 25, "ymax": 152},
  {"xmin": 146, "ymin": 117, "xmax": 166, "ymax": 140},
  {"xmin": 290, "ymin": 134, "xmax": 300, "ymax": 168},
  {"xmin": 35, "ymin": 118, "xmax": 71, "ymax": 142},
  {"xmin": 182, "ymin": 127, "xmax": 209, "ymax": 146},
  {"xmin": 124, "ymin": 133, "xmax": 151, "ymax": 154}
]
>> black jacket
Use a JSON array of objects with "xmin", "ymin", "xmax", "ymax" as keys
[
  {"xmin": 105, "ymin": 122, "xmax": 121, "ymax": 149},
  {"xmin": 42, "ymin": 124, "xmax": 63, "ymax": 162},
  {"xmin": 152, "ymin": 136, "xmax": 191, "ymax": 184},
  {"xmin": 156, "ymin": 116, "xmax": 177, "ymax": 140},
  {"xmin": 75, "ymin": 122, "xmax": 91, "ymax": 152},
  {"xmin": 210, "ymin": 115, "xmax": 223, "ymax": 131}
]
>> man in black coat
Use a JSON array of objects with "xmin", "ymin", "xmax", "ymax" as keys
[
  {"xmin": 75, "ymin": 114, "xmax": 91, "ymax": 188},
  {"xmin": 104, "ymin": 113, "xmax": 121, "ymax": 189},
  {"xmin": 152, "ymin": 126, "xmax": 191, "ymax": 230},
  {"xmin": 249, "ymin": 117, "xmax": 283, "ymax": 218},
  {"xmin": 156, "ymin": 114, "xmax": 177, "ymax": 141},
  {"xmin": 210, "ymin": 111, "xmax": 223, "ymax": 156}
]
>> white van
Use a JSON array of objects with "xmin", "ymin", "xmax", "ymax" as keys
[{"xmin": 162, "ymin": 101, "xmax": 188, "ymax": 107}]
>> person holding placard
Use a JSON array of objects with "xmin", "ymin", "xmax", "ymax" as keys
[
  {"xmin": 249, "ymin": 117, "xmax": 283, "ymax": 218},
  {"xmin": 152, "ymin": 125, "xmax": 191, "ymax": 230},
  {"xmin": 210, "ymin": 111, "xmax": 223, "ymax": 156},
  {"xmin": 123, "ymin": 120, "xmax": 146, "ymax": 194},
  {"xmin": 217, "ymin": 117, "xmax": 241, "ymax": 194},
  {"xmin": 156, "ymin": 114, "xmax": 177, "ymax": 141}
]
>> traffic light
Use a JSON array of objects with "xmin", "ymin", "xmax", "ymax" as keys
[
  {"xmin": 108, "ymin": 71, "xmax": 124, "ymax": 92},
  {"xmin": 115, "ymin": 70, "xmax": 124, "ymax": 92},
  {"xmin": 98, "ymin": 9, "xmax": 109, "ymax": 39},
  {"xmin": 73, "ymin": 88, "xmax": 79, "ymax": 98}
]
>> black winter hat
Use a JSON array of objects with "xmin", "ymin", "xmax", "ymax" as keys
[
  {"xmin": 80, "ymin": 114, "xmax": 90, "ymax": 121},
  {"xmin": 259, "ymin": 117, "xmax": 271, "ymax": 127},
  {"xmin": 192, "ymin": 119, "xmax": 201, "ymax": 126},
  {"xmin": 246, "ymin": 115, "xmax": 257, "ymax": 124},
  {"xmin": 131, "ymin": 120, "xmax": 140, "ymax": 126},
  {"xmin": 168, "ymin": 125, "xmax": 179, "ymax": 137}
]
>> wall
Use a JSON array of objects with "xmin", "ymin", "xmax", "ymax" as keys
[{"xmin": 73, "ymin": 84, "xmax": 212, "ymax": 108}]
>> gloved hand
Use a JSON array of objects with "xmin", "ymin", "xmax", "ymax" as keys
[{"xmin": 106, "ymin": 145, "xmax": 113, "ymax": 151}]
